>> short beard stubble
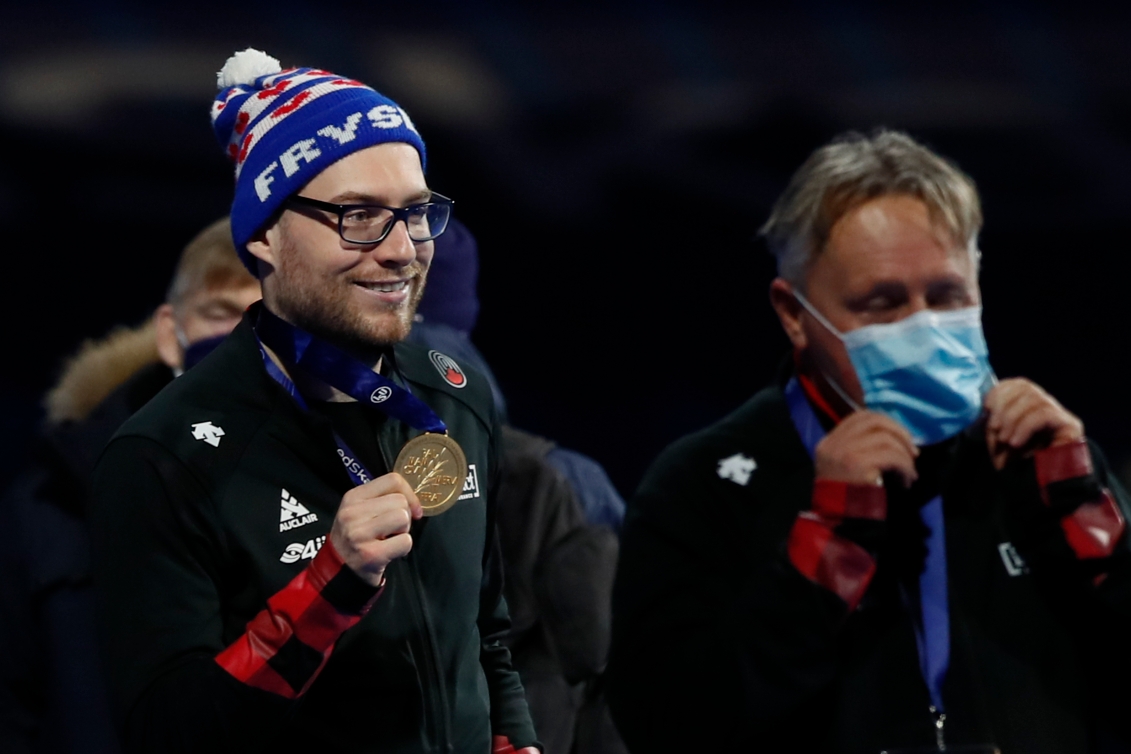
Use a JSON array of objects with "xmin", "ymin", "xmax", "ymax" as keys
[{"xmin": 270, "ymin": 228, "xmax": 428, "ymax": 364}]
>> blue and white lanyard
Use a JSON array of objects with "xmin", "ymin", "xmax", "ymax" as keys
[
  {"xmin": 256, "ymin": 307, "xmax": 448, "ymax": 434},
  {"xmin": 258, "ymin": 345, "xmax": 374, "ymax": 487},
  {"xmin": 784, "ymin": 377, "xmax": 951, "ymax": 712},
  {"xmin": 255, "ymin": 308, "xmax": 447, "ymax": 488}
]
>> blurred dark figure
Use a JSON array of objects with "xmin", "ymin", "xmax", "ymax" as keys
[
  {"xmin": 0, "ymin": 218, "xmax": 259, "ymax": 754},
  {"xmin": 412, "ymin": 217, "xmax": 625, "ymax": 532},
  {"xmin": 607, "ymin": 130, "xmax": 1131, "ymax": 753},
  {"xmin": 408, "ymin": 218, "xmax": 626, "ymax": 754}
]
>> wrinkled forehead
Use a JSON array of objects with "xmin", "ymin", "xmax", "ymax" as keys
[{"xmin": 810, "ymin": 196, "xmax": 979, "ymax": 292}]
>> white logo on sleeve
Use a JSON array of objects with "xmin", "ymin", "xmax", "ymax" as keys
[
  {"xmin": 998, "ymin": 542, "xmax": 1029, "ymax": 576},
  {"xmin": 717, "ymin": 453, "xmax": 757, "ymax": 486},
  {"xmin": 279, "ymin": 489, "xmax": 319, "ymax": 532},
  {"xmin": 458, "ymin": 464, "xmax": 480, "ymax": 501},
  {"xmin": 191, "ymin": 421, "xmax": 225, "ymax": 447},
  {"xmin": 280, "ymin": 535, "xmax": 326, "ymax": 564}
]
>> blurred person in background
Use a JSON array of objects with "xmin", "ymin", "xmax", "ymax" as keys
[
  {"xmin": 0, "ymin": 216, "xmax": 259, "ymax": 754},
  {"xmin": 410, "ymin": 217, "xmax": 626, "ymax": 533},
  {"xmin": 409, "ymin": 217, "xmax": 626, "ymax": 754},
  {"xmin": 89, "ymin": 50, "xmax": 538, "ymax": 754},
  {"xmin": 607, "ymin": 129, "xmax": 1131, "ymax": 753}
]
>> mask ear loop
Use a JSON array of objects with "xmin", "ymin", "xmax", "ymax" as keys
[
  {"xmin": 820, "ymin": 367, "xmax": 864, "ymax": 413},
  {"xmin": 791, "ymin": 288, "xmax": 864, "ymax": 413},
  {"xmin": 172, "ymin": 322, "xmax": 189, "ymax": 378},
  {"xmin": 174, "ymin": 322, "xmax": 190, "ymax": 351},
  {"xmin": 792, "ymin": 289, "xmax": 841, "ymax": 337}
]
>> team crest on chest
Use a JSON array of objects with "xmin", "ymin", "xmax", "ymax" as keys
[{"xmin": 429, "ymin": 350, "xmax": 467, "ymax": 389}]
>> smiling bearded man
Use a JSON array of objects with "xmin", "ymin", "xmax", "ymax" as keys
[
  {"xmin": 89, "ymin": 49, "xmax": 538, "ymax": 754},
  {"xmin": 266, "ymin": 143, "xmax": 433, "ymax": 357}
]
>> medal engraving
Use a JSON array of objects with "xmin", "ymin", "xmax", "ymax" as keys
[{"xmin": 395, "ymin": 433, "xmax": 468, "ymax": 516}]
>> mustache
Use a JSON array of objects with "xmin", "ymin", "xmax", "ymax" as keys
[{"xmin": 345, "ymin": 262, "xmax": 428, "ymax": 285}]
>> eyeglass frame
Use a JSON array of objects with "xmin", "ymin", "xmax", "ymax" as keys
[{"xmin": 284, "ymin": 192, "xmax": 454, "ymax": 245}]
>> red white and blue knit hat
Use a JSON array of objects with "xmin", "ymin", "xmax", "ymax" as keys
[{"xmin": 211, "ymin": 49, "xmax": 427, "ymax": 272}]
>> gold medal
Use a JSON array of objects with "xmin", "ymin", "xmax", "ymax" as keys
[{"xmin": 394, "ymin": 433, "xmax": 468, "ymax": 516}]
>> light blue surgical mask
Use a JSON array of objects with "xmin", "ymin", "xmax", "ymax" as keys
[{"xmin": 793, "ymin": 291, "xmax": 995, "ymax": 446}]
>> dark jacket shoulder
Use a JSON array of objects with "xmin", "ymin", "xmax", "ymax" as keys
[
  {"xmin": 392, "ymin": 338, "xmax": 497, "ymax": 432},
  {"xmin": 101, "ymin": 315, "xmax": 292, "ymax": 498},
  {"xmin": 622, "ymin": 381, "xmax": 820, "ymax": 581},
  {"xmin": 38, "ymin": 361, "xmax": 173, "ymax": 516},
  {"xmin": 635, "ymin": 383, "xmax": 812, "ymax": 507}
]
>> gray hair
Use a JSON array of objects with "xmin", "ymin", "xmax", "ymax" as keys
[{"xmin": 760, "ymin": 129, "xmax": 982, "ymax": 286}]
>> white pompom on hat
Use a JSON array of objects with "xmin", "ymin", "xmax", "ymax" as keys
[{"xmin": 216, "ymin": 48, "xmax": 282, "ymax": 89}]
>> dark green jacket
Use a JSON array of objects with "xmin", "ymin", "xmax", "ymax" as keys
[
  {"xmin": 608, "ymin": 375, "xmax": 1131, "ymax": 753},
  {"xmin": 90, "ymin": 308, "xmax": 536, "ymax": 754}
]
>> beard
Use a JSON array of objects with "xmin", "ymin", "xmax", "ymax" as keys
[{"xmin": 269, "ymin": 232, "xmax": 428, "ymax": 364}]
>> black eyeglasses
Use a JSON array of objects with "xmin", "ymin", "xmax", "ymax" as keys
[{"xmin": 286, "ymin": 193, "xmax": 454, "ymax": 245}]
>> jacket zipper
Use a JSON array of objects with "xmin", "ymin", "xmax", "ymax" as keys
[
  {"xmin": 379, "ymin": 428, "xmax": 452, "ymax": 752},
  {"xmin": 406, "ymin": 551, "xmax": 453, "ymax": 751}
]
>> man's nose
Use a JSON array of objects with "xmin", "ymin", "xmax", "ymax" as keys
[
  {"xmin": 906, "ymin": 294, "xmax": 932, "ymax": 316},
  {"xmin": 371, "ymin": 219, "xmax": 417, "ymax": 266}
]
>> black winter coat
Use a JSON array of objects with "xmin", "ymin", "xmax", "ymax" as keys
[
  {"xmin": 90, "ymin": 308, "xmax": 536, "ymax": 754},
  {"xmin": 608, "ymin": 376, "xmax": 1131, "ymax": 753},
  {"xmin": 0, "ymin": 362, "xmax": 171, "ymax": 754}
]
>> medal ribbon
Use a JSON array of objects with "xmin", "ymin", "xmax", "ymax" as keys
[
  {"xmin": 255, "ymin": 307, "xmax": 447, "ymax": 434},
  {"xmin": 785, "ymin": 377, "xmax": 951, "ymax": 712},
  {"xmin": 258, "ymin": 343, "xmax": 374, "ymax": 487}
]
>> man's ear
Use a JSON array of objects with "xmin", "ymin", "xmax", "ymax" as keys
[
  {"xmin": 154, "ymin": 304, "xmax": 182, "ymax": 370},
  {"xmin": 769, "ymin": 278, "xmax": 808, "ymax": 351},
  {"xmin": 245, "ymin": 219, "xmax": 281, "ymax": 273}
]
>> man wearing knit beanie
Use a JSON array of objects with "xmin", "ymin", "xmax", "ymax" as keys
[{"xmin": 90, "ymin": 50, "xmax": 539, "ymax": 754}]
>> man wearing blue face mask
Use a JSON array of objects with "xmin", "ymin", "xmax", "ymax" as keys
[{"xmin": 608, "ymin": 129, "xmax": 1131, "ymax": 754}]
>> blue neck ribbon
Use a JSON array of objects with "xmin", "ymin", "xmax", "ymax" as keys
[
  {"xmin": 257, "ymin": 345, "xmax": 372, "ymax": 487},
  {"xmin": 255, "ymin": 307, "xmax": 447, "ymax": 434},
  {"xmin": 784, "ymin": 377, "xmax": 950, "ymax": 712},
  {"xmin": 255, "ymin": 307, "xmax": 449, "ymax": 488}
]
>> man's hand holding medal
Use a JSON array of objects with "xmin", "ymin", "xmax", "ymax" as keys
[{"xmin": 330, "ymin": 473, "xmax": 424, "ymax": 588}]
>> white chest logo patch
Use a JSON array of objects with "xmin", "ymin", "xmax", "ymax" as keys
[
  {"xmin": 280, "ymin": 535, "xmax": 326, "ymax": 564},
  {"xmin": 458, "ymin": 464, "xmax": 481, "ymax": 501},
  {"xmin": 191, "ymin": 421, "xmax": 225, "ymax": 447},
  {"xmin": 998, "ymin": 542, "xmax": 1029, "ymax": 576},
  {"xmin": 279, "ymin": 489, "xmax": 319, "ymax": 532},
  {"xmin": 717, "ymin": 453, "xmax": 757, "ymax": 486}
]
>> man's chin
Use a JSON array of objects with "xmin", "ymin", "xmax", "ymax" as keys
[
  {"xmin": 274, "ymin": 277, "xmax": 423, "ymax": 350},
  {"xmin": 353, "ymin": 311, "xmax": 414, "ymax": 347}
]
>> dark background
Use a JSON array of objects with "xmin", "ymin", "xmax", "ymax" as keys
[{"xmin": 2, "ymin": 0, "xmax": 1130, "ymax": 497}]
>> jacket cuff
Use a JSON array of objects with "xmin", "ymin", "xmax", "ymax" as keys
[
  {"xmin": 493, "ymin": 734, "xmax": 541, "ymax": 753},
  {"xmin": 1034, "ymin": 441, "xmax": 1126, "ymax": 560},
  {"xmin": 1060, "ymin": 490, "xmax": 1125, "ymax": 560},
  {"xmin": 811, "ymin": 479, "xmax": 887, "ymax": 523},
  {"xmin": 214, "ymin": 539, "xmax": 383, "ymax": 699},
  {"xmin": 1035, "ymin": 440, "xmax": 1094, "ymax": 505},
  {"xmin": 787, "ymin": 513, "xmax": 877, "ymax": 611}
]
